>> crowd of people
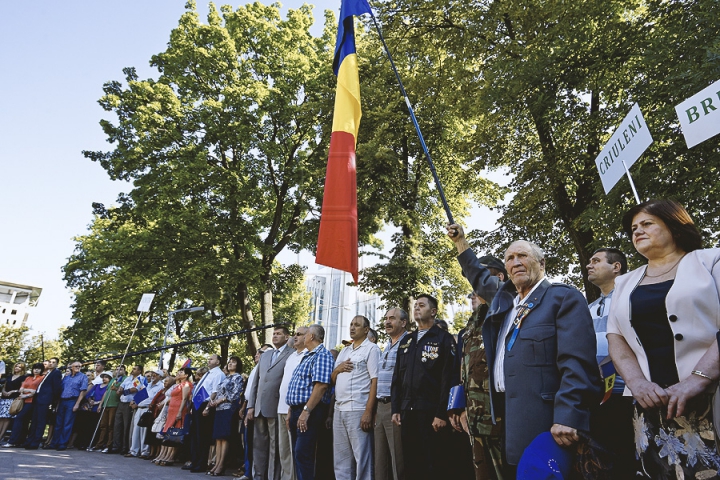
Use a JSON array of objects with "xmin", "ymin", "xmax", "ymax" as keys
[{"xmin": 1, "ymin": 198, "xmax": 720, "ymax": 480}]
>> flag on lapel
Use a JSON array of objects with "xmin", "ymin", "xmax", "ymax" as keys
[{"xmin": 315, "ymin": 0, "xmax": 372, "ymax": 285}]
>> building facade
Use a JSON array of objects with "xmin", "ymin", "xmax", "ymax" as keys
[
  {"xmin": 305, "ymin": 269, "xmax": 383, "ymax": 349},
  {"xmin": 0, "ymin": 281, "xmax": 42, "ymax": 328}
]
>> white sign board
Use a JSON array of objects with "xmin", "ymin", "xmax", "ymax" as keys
[
  {"xmin": 675, "ymin": 79, "xmax": 720, "ymax": 148},
  {"xmin": 137, "ymin": 293, "xmax": 155, "ymax": 312},
  {"xmin": 595, "ymin": 103, "xmax": 653, "ymax": 194}
]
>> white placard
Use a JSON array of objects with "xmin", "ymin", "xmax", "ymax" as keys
[
  {"xmin": 675, "ymin": 79, "xmax": 720, "ymax": 148},
  {"xmin": 137, "ymin": 293, "xmax": 155, "ymax": 312},
  {"xmin": 595, "ymin": 103, "xmax": 653, "ymax": 194}
]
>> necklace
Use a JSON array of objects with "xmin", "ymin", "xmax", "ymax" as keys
[{"xmin": 644, "ymin": 254, "xmax": 685, "ymax": 278}]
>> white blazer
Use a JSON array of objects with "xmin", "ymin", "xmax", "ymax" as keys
[{"xmin": 607, "ymin": 248, "xmax": 720, "ymax": 395}]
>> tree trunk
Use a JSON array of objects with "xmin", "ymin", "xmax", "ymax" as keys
[
  {"xmin": 219, "ymin": 336, "xmax": 230, "ymax": 368},
  {"xmin": 168, "ymin": 349, "xmax": 176, "ymax": 372},
  {"xmin": 238, "ymin": 282, "xmax": 259, "ymax": 356},
  {"xmin": 260, "ymin": 256, "xmax": 274, "ymax": 345}
]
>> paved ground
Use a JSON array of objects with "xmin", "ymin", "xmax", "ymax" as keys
[{"xmin": 0, "ymin": 447, "xmax": 242, "ymax": 479}]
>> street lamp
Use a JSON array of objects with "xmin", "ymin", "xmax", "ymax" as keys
[{"xmin": 161, "ymin": 306, "xmax": 204, "ymax": 369}]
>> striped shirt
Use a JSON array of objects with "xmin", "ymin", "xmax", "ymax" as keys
[
  {"xmin": 589, "ymin": 290, "xmax": 625, "ymax": 394},
  {"xmin": 377, "ymin": 332, "xmax": 407, "ymax": 398},
  {"xmin": 286, "ymin": 344, "xmax": 334, "ymax": 406}
]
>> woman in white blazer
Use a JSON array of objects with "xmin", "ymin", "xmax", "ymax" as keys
[{"xmin": 607, "ymin": 199, "xmax": 720, "ymax": 478}]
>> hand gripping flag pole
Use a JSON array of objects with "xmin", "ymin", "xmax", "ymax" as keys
[{"xmin": 316, "ymin": 0, "xmax": 457, "ymax": 285}]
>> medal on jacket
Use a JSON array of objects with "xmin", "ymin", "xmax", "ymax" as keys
[
  {"xmin": 506, "ymin": 302, "xmax": 534, "ymax": 351},
  {"xmin": 421, "ymin": 344, "xmax": 439, "ymax": 362}
]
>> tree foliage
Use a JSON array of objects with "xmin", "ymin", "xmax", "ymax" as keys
[
  {"xmin": 66, "ymin": 2, "xmax": 336, "ymax": 362},
  {"xmin": 0, "ymin": 326, "xmax": 29, "ymax": 364},
  {"xmin": 354, "ymin": 17, "xmax": 506, "ymax": 314},
  {"xmin": 374, "ymin": 0, "xmax": 720, "ymax": 300}
]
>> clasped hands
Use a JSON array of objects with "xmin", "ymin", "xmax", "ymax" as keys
[{"xmin": 630, "ymin": 376, "xmax": 707, "ymax": 419}]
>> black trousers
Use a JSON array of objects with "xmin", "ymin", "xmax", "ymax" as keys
[
  {"xmin": 401, "ymin": 409, "xmax": 450, "ymax": 480},
  {"xmin": 590, "ymin": 394, "xmax": 637, "ymax": 479},
  {"xmin": 189, "ymin": 401, "xmax": 215, "ymax": 469},
  {"xmin": 24, "ymin": 402, "xmax": 51, "ymax": 448}
]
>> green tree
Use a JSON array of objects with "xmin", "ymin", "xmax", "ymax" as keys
[
  {"xmin": 0, "ymin": 325, "xmax": 29, "ymax": 364},
  {"xmin": 372, "ymin": 0, "xmax": 720, "ymax": 299},
  {"xmin": 66, "ymin": 2, "xmax": 354, "ymax": 360},
  {"xmin": 354, "ymin": 19, "xmax": 505, "ymax": 316},
  {"xmin": 21, "ymin": 331, "xmax": 64, "ymax": 366}
]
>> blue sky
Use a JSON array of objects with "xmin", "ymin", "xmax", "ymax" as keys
[{"xmin": 0, "ymin": 1, "xmax": 340, "ymax": 340}]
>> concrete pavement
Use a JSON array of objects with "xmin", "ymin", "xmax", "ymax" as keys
[{"xmin": 0, "ymin": 447, "xmax": 242, "ymax": 479}]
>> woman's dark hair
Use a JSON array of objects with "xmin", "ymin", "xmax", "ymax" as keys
[
  {"xmin": 227, "ymin": 356, "xmax": 242, "ymax": 373},
  {"xmin": 181, "ymin": 367, "xmax": 194, "ymax": 380},
  {"xmin": 622, "ymin": 199, "xmax": 703, "ymax": 253},
  {"xmin": 31, "ymin": 363, "xmax": 44, "ymax": 373}
]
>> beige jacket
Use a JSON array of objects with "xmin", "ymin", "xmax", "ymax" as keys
[{"xmin": 607, "ymin": 248, "xmax": 720, "ymax": 395}]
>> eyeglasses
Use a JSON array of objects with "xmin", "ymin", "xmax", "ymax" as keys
[{"xmin": 596, "ymin": 296, "xmax": 606, "ymax": 317}]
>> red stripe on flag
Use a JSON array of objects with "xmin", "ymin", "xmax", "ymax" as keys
[{"xmin": 316, "ymin": 131, "xmax": 358, "ymax": 284}]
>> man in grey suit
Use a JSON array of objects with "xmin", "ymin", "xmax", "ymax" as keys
[
  {"xmin": 448, "ymin": 224, "xmax": 601, "ymax": 477},
  {"xmin": 247, "ymin": 326, "xmax": 293, "ymax": 480}
]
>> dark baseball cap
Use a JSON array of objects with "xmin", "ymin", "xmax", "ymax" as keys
[{"xmin": 478, "ymin": 255, "xmax": 507, "ymax": 276}]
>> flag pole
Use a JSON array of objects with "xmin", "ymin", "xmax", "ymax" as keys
[
  {"xmin": 621, "ymin": 159, "xmax": 641, "ymax": 204},
  {"xmin": 365, "ymin": 9, "xmax": 455, "ymax": 225}
]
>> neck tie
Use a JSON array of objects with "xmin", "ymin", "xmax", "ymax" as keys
[
  {"xmin": 194, "ymin": 373, "xmax": 207, "ymax": 398},
  {"xmin": 271, "ymin": 349, "xmax": 279, "ymax": 364}
]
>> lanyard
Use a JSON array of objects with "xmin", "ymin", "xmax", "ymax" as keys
[{"xmin": 506, "ymin": 302, "xmax": 535, "ymax": 351}]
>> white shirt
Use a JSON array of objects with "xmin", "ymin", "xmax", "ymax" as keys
[
  {"xmin": 494, "ymin": 278, "xmax": 546, "ymax": 392},
  {"xmin": 119, "ymin": 375, "xmax": 146, "ymax": 403},
  {"xmin": 277, "ymin": 348, "xmax": 307, "ymax": 414},
  {"xmin": 245, "ymin": 365, "xmax": 259, "ymax": 406},
  {"xmin": 138, "ymin": 379, "xmax": 164, "ymax": 408},
  {"xmin": 91, "ymin": 371, "xmax": 106, "ymax": 385},
  {"xmin": 334, "ymin": 338, "xmax": 381, "ymax": 412},
  {"xmin": 194, "ymin": 366, "xmax": 225, "ymax": 398}
]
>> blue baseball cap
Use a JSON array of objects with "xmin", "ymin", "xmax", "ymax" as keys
[{"xmin": 517, "ymin": 431, "xmax": 574, "ymax": 479}]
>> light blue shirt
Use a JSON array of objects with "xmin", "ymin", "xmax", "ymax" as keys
[{"xmin": 589, "ymin": 290, "xmax": 625, "ymax": 394}]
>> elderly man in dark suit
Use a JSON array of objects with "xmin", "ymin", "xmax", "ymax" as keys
[
  {"xmin": 246, "ymin": 326, "xmax": 293, "ymax": 480},
  {"xmin": 448, "ymin": 224, "xmax": 601, "ymax": 477}
]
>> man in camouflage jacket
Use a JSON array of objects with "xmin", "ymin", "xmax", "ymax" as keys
[{"xmin": 449, "ymin": 225, "xmax": 507, "ymax": 480}]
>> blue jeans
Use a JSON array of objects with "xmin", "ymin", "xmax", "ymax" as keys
[
  {"xmin": 289, "ymin": 403, "xmax": 328, "ymax": 480},
  {"xmin": 50, "ymin": 398, "xmax": 78, "ymax": 448},
  {"xmin": 7, "ymin": 402, "xmax": 33, "ymax": 445}
]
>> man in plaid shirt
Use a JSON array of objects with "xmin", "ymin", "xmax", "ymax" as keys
[{"xmin": 286, "ymin": 324, "xmax": 334, "ymax": 480}]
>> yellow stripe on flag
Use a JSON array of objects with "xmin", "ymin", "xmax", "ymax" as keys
[{"xmin": 331, "ymin": 53, "xmax": 361, "ymax": 141}]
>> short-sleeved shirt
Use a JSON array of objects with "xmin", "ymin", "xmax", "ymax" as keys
[
  {"xmin": 377, "ymin": 332, "xmax": 407, "ymax": 399},
  {"xmin": 87, "ymin": 383, "xmax": 108, "ymax": 411},
  {"xmin": 216, "ymin": 373, "xmax": 245, "ymax": 411},
  {"xmin": 278, "ymin": 349, "xmax": 307, "ymax": 414},
  {"xmin": 21, "ymin": 375, "xmax": 45, "ymax": 404},
  {"xmin": 91, "ymin": 371, "xmax": 107, "ymax": 385},
  {"xmin": 119, "ymin": 375, "xmax": 146, "ymax": 403},
  {"xmin": 286, "ymin": 344, "xmax": 334, "ymax": 406},
  {"xmin": 60, "ymin": 372, "xmax": 88, "ymax": 399},
  {"xmin": 102, "ymin": 377, "xmax": 124, "ymax": 408},
  {"xmin": 334, "ymin": 338, "xmax": 381, "ymax": 412}
]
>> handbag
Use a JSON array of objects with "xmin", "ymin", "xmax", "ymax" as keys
[
  {"xmin": 9, "ymin": 397, "xmax": 24, "ymax": 415},
  {"xmin": 712, "ymin": 331, "xmax": 720, "ymax": 454},
  {"xmin": 151, "ymin": 404, "xmax": 168, "ymax": 433},
  {"xmin": 162, "ymin": 419, "xmax": 187, "ymax": 446},
  {"xmin": 137, "ymin": 410, "xmax": 154, "ymax": 427}
]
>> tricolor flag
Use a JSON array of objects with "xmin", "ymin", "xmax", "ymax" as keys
[
  {"xmin": 315, "ymin": 0, "xmax": 372, "ymax": 285},
  {"xmin": 181, "ymin": 359, "xmax": 192, "ymax": 369}
]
